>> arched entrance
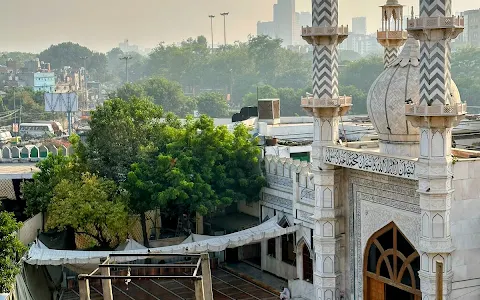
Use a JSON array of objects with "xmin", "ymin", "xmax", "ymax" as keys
[{"xmin": 364, "ymin": 223, "xmax": 421, "ymax": 300}]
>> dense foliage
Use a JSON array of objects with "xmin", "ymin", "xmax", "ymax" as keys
[
  {"xmin": 39, "ymin": 42, "xmax": 108, "ymax": 82},
  {"xmin": 23, "ymin": 140, "xmax": 85, "ymax": 216},
  {"xmin": 0, "ymin": 212, "xmax": 26, "ymax": 293},
  {"xmin": 24, "ymin": 96, "xmax": 265, "ymax": 247},
  {"xmin": 46, "ymin": 173, "xmax": 129, "ymax": 249}
]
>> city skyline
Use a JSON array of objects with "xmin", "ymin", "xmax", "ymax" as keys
[{"xmin": 0, "ymin": 0, "xmax": 475, "ymax": 53}]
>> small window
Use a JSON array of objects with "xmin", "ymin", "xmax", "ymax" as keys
[{"xmin": 267, "ymin": 238, "xmax": 276, "ymax": 258}]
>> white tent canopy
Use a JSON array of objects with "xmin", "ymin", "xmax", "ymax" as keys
[{"xmin": 25, "ymin": 216, "xmax": 299, "ymax": 266}]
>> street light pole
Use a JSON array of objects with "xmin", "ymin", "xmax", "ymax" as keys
[
  {"xmin": 80, "ymin": 56, "xmax": 88, "ymax": 110},
  {"xmin": 220, "ymin": 12, "xmax": 229, "ymax": 47},
  {"xmin": 208, "ymin": 15, "xmax": 215, "ymax": 52},
  {"xmin": 119, "ymin": 56, "xmax": 133, "ymax": 83}
]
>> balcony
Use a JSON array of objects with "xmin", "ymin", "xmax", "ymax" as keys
[
  {"xmin": 301, "ymin": 25, "xmax": 349, "ymax": 37},
  {"xmin": 377, "ymin": 30, "xmax": 408, "ymax": 40},
  {"xmin": 405, "ymin": 103, "xmax": 467, "ymax": 117},
  {"xmin": 301, "ymin": 25, "xmax": 349, "ymax": 45},
  {"xmin": 407, "ymin": 16, "xmax": 464, "ymax": 30},
  {"xmin": 301, "ymin": 96, "xmax": 352, "ymax": 108}
]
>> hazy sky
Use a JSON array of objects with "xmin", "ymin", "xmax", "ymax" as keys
[{"xmin": 0, "ymin": 0, "xmax": 474, "ymax": 53}]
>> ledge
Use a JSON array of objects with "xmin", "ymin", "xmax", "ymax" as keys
[
  {"xmin": 405, "ymin": 103, "xmax": 467, "ymax": 117},
  {"xmin": 300, "ymin": 96, "xmax": 352, "ymax": 108},
  {"xmin": 407, "ymin": 16, "xmax": 464, "ymax": 30}
]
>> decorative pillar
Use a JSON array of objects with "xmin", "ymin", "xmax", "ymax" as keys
[
  {"xmin": 301, "ymin": 1, "xmax": 350, "ymax": 298},
  {"xmin": 377, "ymin": 0, "xmax": 407, "ymax": 68},
  {"xmin": 406, "ymin": 1, "xmax": 465, "ymax": 299}
]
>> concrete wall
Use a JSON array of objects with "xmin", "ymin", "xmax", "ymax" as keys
[
  {"xmin": 450, "ymin": 159, "xmax": 480, "ymax": 299},
  {"xmin": 261, "ymin": 238, "xmax": 297, "ymax": 280},
  {"xmin": 237, "ymin": 200, "xmax": 260, "ymax": 218},
  {"xmin": 17, "ymin": 213, "xmax": 42, "ymax": 245}
]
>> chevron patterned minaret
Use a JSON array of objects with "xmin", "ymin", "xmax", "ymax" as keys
[
  {"xmin": 406, "ymin": 1, "xmax": 465, "ymax": 299},
  {"xmin": 312, "ymin": 0, "xmax": 339, "ymax": 99},
  {"xmin": 301, "ymin": 1, "xmax": 351, "ymax": 299},
  {"xmin": 377, "ymin": 0, "xmax": 407, "ymax": 68},
  {"xmin": 418, "ymin": 0, "xmax": 452, "ymax": 105}
]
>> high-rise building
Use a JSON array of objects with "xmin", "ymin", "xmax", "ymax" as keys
[
  {"xmin": 457, "ymin": 9, "xmax": 480, "ymax": 46},
  {"xmin": 257, "ymin": 21, "xmax": 276, "ymax": 37},
  {"xmin": 293, "ymin": 12, "xmax": 312, "ymax": 45},
  {"xmin": 352, "ymin": 17, "xmax": 367, "ymax": 35},
  {"xmin": 273, "ymin": 0, "xmax": 296, "ymax": 46}
]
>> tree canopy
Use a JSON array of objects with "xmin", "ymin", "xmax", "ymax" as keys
[
  {"xmin": 85, "ymin": 97, "xmax": 164, "ymax": 182},
  {"xmin": 0, "ymin": 212, "xmax": 26, "ymax": 293},
  {"xmin": 46, "ymin": 173, "xmax": 129, "ymax": 249},
  {"xmin": 23, "ymin": 141, "xmax": 85, "ymax": 216},
  {"xmin": 39, "ymin": 42, "xmax": 108, "ymax": 81},
  {"xmin": 196, "ymin": 92, "xmax": 229, "ymax": 118}
]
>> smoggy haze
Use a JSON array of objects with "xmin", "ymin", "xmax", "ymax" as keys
[{"xmin": 0, "ymin": 0, "xmax": 474, "ymax": 53}]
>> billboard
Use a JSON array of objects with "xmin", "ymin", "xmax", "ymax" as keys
[{"xmin": 44, "ymin": 92, "xmax": 78, "ymax": 112}]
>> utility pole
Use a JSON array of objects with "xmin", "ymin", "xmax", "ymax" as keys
[
  {"xmin": 120, "ymin": 56, "xmax": 133, "ymax": 83},
  {"xmin": 220, "ymin": 12, "xmax": 229, "ymax": 47},
  {"xmin": 80, "ymin": 56, "xmax": 88, "ymax": 110},
  {"xmin": 208, "ymin": 15, "xmax": 215, "ymax": 52},
  {"xmin": 12, "ymin": 87, "xmax": 17, "ymax": 137}
]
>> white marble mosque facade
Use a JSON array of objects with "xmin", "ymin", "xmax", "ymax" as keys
[{"xmin": 256, "ymin": 0, "xmax": 480, "ymax": 299}]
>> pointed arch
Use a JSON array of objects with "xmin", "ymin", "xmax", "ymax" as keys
[{"xmin": 364, "ymin": 222, "xmax": 421, "ymax": 299}]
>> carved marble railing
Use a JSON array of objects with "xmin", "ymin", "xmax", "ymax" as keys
[
  {"xmin": 301, "ymin": 25, "xmax": 349, "ymax": 36},
  {"xmin": 0, "ymin": 144, "xmax": 72, "ymax": 163},
  {"xmin": 407, "ymin": 16, "xmax": 464, "ymax": 29},
  {"xmin": 323, "ymin": 146, "xmax": 417, "ymax": 179}
]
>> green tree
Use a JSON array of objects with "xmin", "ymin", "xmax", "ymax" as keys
[
  {"xmin": 339, "ymin": 85, "xmax": 368, "ymax": 115},
  {"xmin": 0, "ymin": 212, "xmax": 26, "ymax": 293},
  {"xmin": 140, "ymin": 77, "xmax": 193, "ymax": 116},
  {"xmin": 46, "ymin": 173, "xmax": 129, "ymax": 249},
  {"xmin": 85, "ymin": 97, "xmax": 163, "ymax": 182},
  {"xmin": 196, "ymin": 92, "xmax": 229, "ymax": 118},
  {"xmin": 243, "ymin": 85, "xmax": 278, "ymax": 107},
  {"xmin": 38, "ymin": 42, "xmax": 107, "ymax": 81},
  {"xmin": 0, "ymin": 52, "xmax": 37, "ymax": 67},
  {"xmin": 123, "ymin": 115, "xmax": 265, "ymax": 244},
  {"xmin": 22, "ymin": 146, "xmax": 85, "ymax": 216}
]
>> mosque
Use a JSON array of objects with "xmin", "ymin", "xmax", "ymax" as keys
[
  {"xmin": 259, "ymin": 0, "xmax": 480, "ymax": 299},
  {"xmin": 19, "ymin": 0, "xmax": 480, "ymax": 299}
]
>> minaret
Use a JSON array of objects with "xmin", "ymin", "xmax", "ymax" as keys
[
  {"xmin": 377, "ymin": 0, "xmax": 407, "ymax": 68},
  {"xmin": 406, "ymin": 1, "xmax": 465, "ymax": 299},
  {"xmin": 301, "ymin": 0, "xmax": 350, "ymax": 298}
]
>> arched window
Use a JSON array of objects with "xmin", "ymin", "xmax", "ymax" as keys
[
  {"xmin": 364, "ymin": 223, "xmax": 421, "ymax": 300},
  {"xmin": 302, "ymin": 244, "xmax": 313, "ymax": 283}
]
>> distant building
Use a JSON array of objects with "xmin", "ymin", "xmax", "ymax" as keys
[
  {"xmin": 294, "ymin": 12, "xmax": 312, "ymax": 45},
  {"xmin": 457, "ymin": 9, "xmax": 480, "ymax": 46},
  {"xmin": 339, "ymin": 33, "xmax": 382, "ymax": 56},
  {"xmin": 33, "ymin": 72, "xmax": 55, "ymax": 93},
  {"xmin": 257, "ymin": 21, "xmax": 276, "ymax": 37},
  {"xmin": 257, "ymin": 0, "xmax": 312, "ymax": 47},
  {"xmin": 352, "ymin": 17, "xmax": 367, "ymax": 35},
  {"xmin": 274, "ymin": 0, "xmax": 296, "ymax": 46}
]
